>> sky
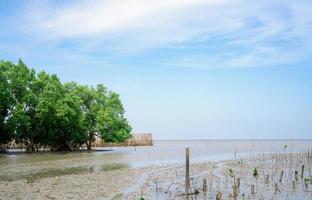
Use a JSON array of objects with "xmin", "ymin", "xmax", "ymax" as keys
[{"xmin": 0, "ymin": 0, "xmax": 311, "ymax": 139}]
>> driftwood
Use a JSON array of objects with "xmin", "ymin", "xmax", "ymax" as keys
[
  {"xmin": 176, "ymin": 191, "xmax": 200, "ymax": 196},
  {"xmin": 274, "ymin": 183, "xmax": 281, "ymax": 194},
  {"xmin": 165, "ymin": 179, "xmax": 174, "ymax": 193}
]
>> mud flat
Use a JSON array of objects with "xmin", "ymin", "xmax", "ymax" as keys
[
  {"xmin": 0, "ymin": 151, "xmax": 311, "ymax": 199},
  {"xmin": 126, "ymin": 152, "xmax": 312, "ymax": 199}
]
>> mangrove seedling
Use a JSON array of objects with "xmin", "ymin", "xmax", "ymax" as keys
[
  {"xmin": 228, "ymin": 169, "xmax": 235, "ymax": 178},
  {"xmin": 253, "ymin": 168, "xmax": 258, "ymax": 179}
]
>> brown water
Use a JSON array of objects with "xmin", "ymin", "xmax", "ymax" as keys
[{"xmin": 0, "ymin": 140, "xmax": 311, "ymax": 181}]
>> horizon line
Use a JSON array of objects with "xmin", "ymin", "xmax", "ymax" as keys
[{"xmin": 153, "ymin": 139, "xmax": 312, "ymax": 141}]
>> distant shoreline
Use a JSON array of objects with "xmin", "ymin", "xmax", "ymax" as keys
[
  {"xmin": 0, "ymin": 148, "xmax": 113, "ymax": 155},
  {"xmin": 153, "ymin": 138, "xmax": 312, "ymax": 141}
]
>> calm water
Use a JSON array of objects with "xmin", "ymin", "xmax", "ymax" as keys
[{"xmin": 0, "ymin": 140, "xmax": 311, "ymax": 181}]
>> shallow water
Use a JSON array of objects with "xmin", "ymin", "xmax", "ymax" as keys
[{"xmin": 0, "ymin": 140, "xmax": 311, "ymax": 181}]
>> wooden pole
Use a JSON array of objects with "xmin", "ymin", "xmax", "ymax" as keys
[
  {"xmin": 265, "ymin": 174, "xmax": 269, "ymax": 185},
  {"xmin": 304, "ymin": 178, "xmax": 308, "ymax": 190},
  {"xmin": 308, "ymin": 150, "xmax": 310, "ymax": 164},
  {"xmin": 301, "ymin": 165, "xmax": 304, "ymax": 179},
  {"xmin": 295, "ymin": 171, "xmax": 298, "ymax": 181},
  {"xmin": 237, "ymin": 177, "xmax": 240, "ymax": 193},
  {"xmin": 232, "ymin": 185, "xmax": 238, "ymax": 200},
  {"xmin": 203, "ymin": 178, "xmax": 207, "ymax": 193},
  {"xmin": 216, "ymin": 191, "xmax": 222, "ymax": 200},
  {"xmin": 185, "ymin": 147, "xmax": 190, "ymax": 196},
  {"xmin": 292, "ymin": 181, "xmax": 296, "ymax": 191},
  {"xmin": 279, "ymin": 170, "xmax": 284, "ymax": 182},
  {"xmin": 251, "ymin": 185, "xmax": 255, "ymax": 196}
]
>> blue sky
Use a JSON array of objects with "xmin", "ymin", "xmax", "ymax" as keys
[{"xmin": 0, "ymin": 0, "xmax": 312, "ymax": 139}]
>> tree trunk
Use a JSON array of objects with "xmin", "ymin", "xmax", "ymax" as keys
[
  {"xmin": 86, "ymin": 140, "xmax": 92, "ymax": 150},
  {"xmin": 57, "ymin": 143, "xmax": 71, "ymax": 151},
  {"xmin": 26, "ymin": 139, "xmax": 35, "ymax": 153},
  {"xmin": 0, "ymin": 145, "xmax": 6, "ymax": 153},
  {"xmin": 86, "ymin": 133, "xmax": 94, "ymax": 150}
]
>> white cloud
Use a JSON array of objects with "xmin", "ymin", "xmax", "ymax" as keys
[
  {"xmin": 27, "ymin": 0, "xmax": 225, "ymax": 39},
  {"xmin": 23, "ymin": 0, "xmax": 312, "ymax": 68}
]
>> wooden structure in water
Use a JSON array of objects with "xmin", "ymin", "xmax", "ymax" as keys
[{"xmin": 92, "ymin": 133, "xmax": 153, "ymax": 147}]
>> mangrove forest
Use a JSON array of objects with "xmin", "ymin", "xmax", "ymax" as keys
[{"xmin": 0, "ymin": 59, "xmax": 131, "ymax": 152}]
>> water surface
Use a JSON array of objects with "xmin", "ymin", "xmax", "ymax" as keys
[{"xmin": 0, "ymin": 140, "xmax": 311, "ymax": 181}]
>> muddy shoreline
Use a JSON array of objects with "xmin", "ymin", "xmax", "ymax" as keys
[{"xmin": 0, "ymin": 152, "xmax": 311, "ymax": 199}]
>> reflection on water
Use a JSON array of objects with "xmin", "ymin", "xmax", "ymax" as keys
[
  {"xmin": 0, "ymin": 166, "xmax": 89, "ymax": 182},
  {"xmin": 0, "ymin": 140, "xmax": 311, "ymax": 181},
  {"xmin": 0, "ymin": 163, "xmax": 129, "ymax": 182}
]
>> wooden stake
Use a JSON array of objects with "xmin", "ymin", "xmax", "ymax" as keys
[
  {"xmin": 185, "ymin": 147, "xmax": 190, "ymax": 196},
  {"xmin": 237, "ymin": 177, "xmax": 240, "ymax": 193},
  {"xmin": 251, "ymin": 185, "xmax": 255, "ymax": 196},
  {"xmin": 216, "ymin": 191, "xmax": 222, "ymax": 200},
  {"xmin": 294, "ymin": 171, "xmax": 298, "ymax": 181},
  {"xmin": 304, "ymin": 179, "xmax": 309, "ymax": 190},
  {"xmin": 203, "ymin": 178, "xmax": 207, "ymax": 193},
  {"xmin": 292, "ymin": 181, "xmax": 296, "ymax": 191},
  {"xmin": 265, "ymin": 174, "xmax": 269, "ymax": 185},
  {"xmin": 232, "ymin": 185, "xmax": 238, "ymax": 200},
  {"xmin": 279, "ymin": 171, "xmax": 284, "ymax": 182}
]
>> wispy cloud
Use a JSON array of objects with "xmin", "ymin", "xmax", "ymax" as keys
[
  {"xmin": 26, "ymin": 0, "xmax": 225, "ymax": 39},
  {"xmin": 162, "ymin": 48, "xmax": 301, "ymax": 69},
  {"xmin": 16, "ymin": 0, "xmax": 312, "ymax": 68}
]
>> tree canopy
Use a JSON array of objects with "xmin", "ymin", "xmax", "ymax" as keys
[{"xmin": 0, "ymin": 59, "xmax": 131, "ymax": 152}]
